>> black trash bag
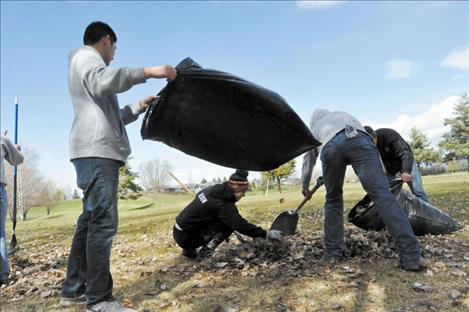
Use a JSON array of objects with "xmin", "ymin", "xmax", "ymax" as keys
[
  {"xmin": 348, "ymin": 181, "xmax": 460, "ymax": 236},
  {"xmin": 141, "ymin": 57, "xmax": 320, "ymax": 171}
]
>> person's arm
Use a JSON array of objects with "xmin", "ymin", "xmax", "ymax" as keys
[
  {"xmin": 390, "ymin": 133, "xmax": 414, "ymax": 176},
  {"xmin": 301, "ymin": 147, "xmax": 318, "ymax": 194},
  {"xmin": 144, "ymin": 65, "xmax": 177, "ymax": 80},
  {"xmin": 217, "ymin": 203, "xmax": 267, "ymax": 238},
  {"xmin": 1, "ymin": 136, "xmax": 23, "ymax": 166},
  {"xmin": 77, "ymin": 52, "xmax": 147, "ymax": 97},
  {"xmin": 120, "ymin": 95, "xmax": 159, "ymax": 125}
]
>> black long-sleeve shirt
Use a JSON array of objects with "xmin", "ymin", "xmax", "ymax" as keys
[
  {"xmin": 376, "ymin": 128, "xmax": 414, "ymax": 176},
  {"xmin": 175, "ymin": 182, "xmax": 267, "ymax": 238}
]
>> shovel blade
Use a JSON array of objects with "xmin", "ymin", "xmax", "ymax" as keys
[{"xmin": 270, "ymin": 211, "xmax": 299, "ymax": 235}]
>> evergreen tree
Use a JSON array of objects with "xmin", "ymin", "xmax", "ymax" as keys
[
  {"xmin": 439, "ymin": 93, "xmax": 469, "ymax": 170},
  {"xmin": 72, "ymin": 189, "xmax": 81, "ymax": 199},
  {"xmin": 118, "ymin": 162, "xmax": 143, "ymax": 200},
  {"xmin": 408, "ymin": 126, "xmax": 440, "ymax": 167}
]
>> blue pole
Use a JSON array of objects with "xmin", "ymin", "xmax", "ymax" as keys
[{"xmin": 10, "ymin": 97, "xmax": 19, "ymax": 248}]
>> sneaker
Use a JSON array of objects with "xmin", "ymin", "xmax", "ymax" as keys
[
  {"xmin": 87, "ymin": 300, "xmax": 137, "ymax": 312},
  {"xmin": 324, "ymin": 251, "xmax": 345, "ymax": 264},
  {"xmin": 400, "ymin": 256, "xmax": 427, "ymax": 272},
  {"xmin": 198, "ymin": 234, "xmax": 226, "ymax": 259},
  {"xmin": 198, "ymin": 245, "xmax": 215, "ymax": 259},
  {"xmin": 182, "ymin": 248, "xmax": 198, "ymax": 259},
  {"xmin": 324, "ymin": 255, "xmax": 344, "ymax": 265},
  {"xmin": 60, "ymin": 294, "xmax": 86, "ymax": 306}
]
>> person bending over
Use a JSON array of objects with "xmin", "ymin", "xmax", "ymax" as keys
[
  {"xmin": 364, "ymin": 126, "xmax": 431, "ymax": 203},
  {"xmin": 174, "ymin": 169, "xmax": 283, "ymax": 259}
]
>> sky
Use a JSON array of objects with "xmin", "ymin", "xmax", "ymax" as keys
[{"xmin": 1, "ymin": 1, "xmax": 468, "ymax": 191}]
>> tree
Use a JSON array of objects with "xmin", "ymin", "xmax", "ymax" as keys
[
  {"xmin": 261, "ymin": 159, "xmax": 296, "ymax": 193},
  {"xmin": 119, "ymin": 162, "xmax": 143, "ymax": 200},
  {"xmin": 200, "ymin": 178, "xmax": 207, "ymax": 184},
  {"xmin": 138, "ymin": 159, "xmax": 172, "ymax": 193},
  {"xmin": 250, "ymin": 179, "xmax": 258, "ymax": 191},
  {"xmin": 38, "ymin": 179, "xmax": 64, "ymax": 215},
  {"xmin": 72, "ymin": 189, "xmax": 81, "ymax": 199},
  {"xmin": 4, "ymin": 146, "xmax": 44, "ymax": 220},
  {"xmin": 439, "ymin": 93, "xmax": 469, "ymax": 170},
  {"xmin": 408, "ymin": 126, "xmax": 440, "ymax": 167}
]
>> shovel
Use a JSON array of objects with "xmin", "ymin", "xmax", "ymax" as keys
[{"xmin": 270, "ymin": 176, "xmax": 323, "ymax": 235}]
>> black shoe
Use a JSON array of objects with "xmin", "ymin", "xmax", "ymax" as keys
[
  {"xmin": 198, "ymin": 245, "xmax": 216, "ymax": 259},
  {"xmin": 182, "ymin": 248, "xmax": 198, "ymax": 259},
  {"xmin": 400, "ymin": 256, "xmax": 427, "ymax": 272},
  {"xmin": 198, "ymin": 235, "xmax": 225, "ymax": 259}
]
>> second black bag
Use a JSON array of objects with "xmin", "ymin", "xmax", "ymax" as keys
[
  {"xmin": 141, "ymin": 58, "xmax": 320, "ymax": 171},
  {"xmin": 348, "ymin": 182, "xmax": 460, "ymax": 236}
]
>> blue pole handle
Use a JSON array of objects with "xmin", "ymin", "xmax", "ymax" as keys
[{"xmin": 13, "ymin": 98, "xmax": 18, "ymax": 231}]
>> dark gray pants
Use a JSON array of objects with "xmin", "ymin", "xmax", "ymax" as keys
[
  {"xmin": 321, "ymin": 131, "xmax": 421, "ymax": 265},
  {"xmin": 62, "ymin": 158, "xmax": 122, "ymax": 307}
]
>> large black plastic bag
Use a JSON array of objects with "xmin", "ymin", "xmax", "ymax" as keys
[
  {"xmin": 348, "ymin": 182, "xmax": 460, "ymax": 236},
  {"xmin": 141, "ymin": 58, "xmax": 320, "ymax": 171}
]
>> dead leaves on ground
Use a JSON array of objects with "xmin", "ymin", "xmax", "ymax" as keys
[{"xmin": 1, "ymin": 225, "xmax": 468, "ymax": 310}]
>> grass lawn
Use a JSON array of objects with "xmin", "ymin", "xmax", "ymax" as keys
[{"xmin": 1, "ymin": 172, "xmax": 468, "ymax": 311}]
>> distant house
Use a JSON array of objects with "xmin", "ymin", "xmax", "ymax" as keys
[
  {"xmin": 162, "ymin": 182, "xmax": 207, "ymax": 194},
  {"xmin": 162, "ymin": 186, "xmax": 186, "ymax": 193}
]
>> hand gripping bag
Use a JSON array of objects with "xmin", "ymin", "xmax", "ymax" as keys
[{"xmin": 141, "ymin": 58, "xmax": 320, "ymax": 171}]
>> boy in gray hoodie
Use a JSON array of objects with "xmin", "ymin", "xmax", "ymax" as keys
[
  {"xmin": 60, "ymin": 21, "xmax": 177, "ymax": 312},
  {"xmin": 0, "ymin": 134, "xmax": 24, "ymax": 285}
]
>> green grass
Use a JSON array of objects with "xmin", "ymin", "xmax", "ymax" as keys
[{"xmin": 1, "ymin": 172, "xmax": 468, "ymax": 311}]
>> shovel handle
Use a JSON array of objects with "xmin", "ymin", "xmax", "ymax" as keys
[{"xmin": 293, "ymin": 176, "xmax": 323, "ymax": 214}]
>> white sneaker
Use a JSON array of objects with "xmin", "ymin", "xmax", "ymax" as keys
[{"xmin": 87, "ymin": 300, "xmax": 137, "ymax": 312}]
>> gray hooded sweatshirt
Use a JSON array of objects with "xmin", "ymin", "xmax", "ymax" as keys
[
  {"xmin": 301, "ymin": 109, "xmax": 364, "ymax": 189},
  {"xmin": 1, "ymin": 136, "xmax": 24, "ymax": 185},
  {"xmin": 68, "ymin": 46, "xmax": 147, "ymax": 162}
]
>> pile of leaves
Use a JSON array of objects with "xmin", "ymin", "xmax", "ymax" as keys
[
  {"xmin": 198, "ymin": 226, "xmax": 469, "ymax": 278},
  {"xmin": 0, "ymin": 248, "xmax": 68, "ymax": 301}
]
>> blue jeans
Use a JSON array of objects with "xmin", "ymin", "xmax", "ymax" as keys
[
  {"xmin": 321, "ymin": 131, "xmax": 421, "ymax": 265},
  {"xmin": 62, "ymin": 158, "xmax": 122, "ymax": 306},
  {"xmin": 387, "ymin": 161, "xmax": 431, "ymax": 203},
  {"xmin": 0, "ymin": 185, "xmax": 8, "ymax": 282}
]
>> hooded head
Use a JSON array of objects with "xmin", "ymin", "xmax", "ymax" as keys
[
  {"xmin": 228, "ymin": 169, "xmax": 249, "ymax": 201},
  {"xmin": 364, "ymin": 126, "xmax": 378, "ymax": 145},
  {"xmin": 310, "ymin": 109, "xmax": 330, "ymax": 124}
]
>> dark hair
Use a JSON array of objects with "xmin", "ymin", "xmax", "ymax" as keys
[
  {"xmin": 364, "ymin": 126, "xmax": 377, "ymax": 139},
  {"xmin": 83, "ymin": 21, "xmax": 117, "ymax": 45}
]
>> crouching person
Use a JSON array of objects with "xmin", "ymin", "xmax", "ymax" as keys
[{"xmin": 173, "ymin": 169, "xmax": 283, "ymax": 259}]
